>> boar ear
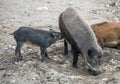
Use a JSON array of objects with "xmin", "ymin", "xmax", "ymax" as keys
[
  {"xmin": 99, "ymin": 42, "xmax": 104, "ymax": 49},
  {"xmin": 88, "ymin": 48, "xmax": 96, "ymax": 58},
  {"xmin": 93, "ymin": 30, "xmax": 95, "ymax": 33}
]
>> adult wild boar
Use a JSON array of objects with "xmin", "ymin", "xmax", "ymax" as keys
[
  {"xmin": 11, "ymin": 27, "xmax": 62, "ymax": 62},
  {"xmin": 91, "ymin": 21, "xmax": 120, "ymax": 49},
  {"xmin": 59, "ymin": 7, "xmax": 103, "ymax": 76}
]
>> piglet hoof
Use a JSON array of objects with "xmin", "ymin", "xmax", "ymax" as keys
[
  {"xmin": 19, "ymin": 57, "xmax": 23, "ymax": 61},
  {"xmin": 64, "ymin": 54, "xmax": 70, "ymax": 58},
  {"xmin": 14, "ymin": 57, "xmax": 18, "ymax": 62},
  {"xmin": 40, "ymin": 59, "xmax": 44, "ymax": 62},
  {"xmin": 72, "ymin": 64, "xmax": 78, "ymax": 68},
  {"xmin": 45, "ymin": 55, "xmax": 50, "ymax": 58},
  {"xmin": 45, "ymin": 54, "xmax": 48, "ymax": 57},
  {"xmin": 63, "ymin": 52, "xmax": 68, "ymax": 55},
  {"xmin": 15, "ymin": 57, "xmax": 23, "ymax": 62}
]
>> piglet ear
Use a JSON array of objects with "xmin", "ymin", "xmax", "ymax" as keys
[
  {"xmin": 49, "ymin": 29, "xmax": 57, "ymax": 38},
  {"xmin": 49, "ymin": 29, "xmax": 55, "ymax": 32}
]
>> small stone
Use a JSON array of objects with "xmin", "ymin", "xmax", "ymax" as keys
[
  {"xmin": 69, "ymin": 1, "xmax": 73, "ymax": 5},
  {"xmin": 102, "ymin": 78, "xmax": 109, "ymax": 81},
  {"xmin": 113, "ymin": 18, "xmax": 119, "ymax": 21},
  {"xmin": 106, "ymin": 4, "xmax": 110, "ymax": 8},
  {"xmin": 115, "ymin": 52, "xmax": 119, "ymax": 55},
  {"xmin": 12, "ymin": 46, "xmax": 16, "ymax": 49},
  {"xmin": 32, "ymin": 77, "xmax": 36, "ymax": 80},
  {"xmin": 109, "ymin": 2, "xmax": 116, "ymax": 6},
  {"xmin": 10, "ymin": 79, "xmax": 16, "ymax": 83},
  {"xmin": 27, "ymin": 60, "xmax": 33, "ymax": 64},
  {"xmin": 47, "ymin": 1, "xmax": 50, "ymax": 3},
  {"xmin": 28, "ymin": 48, "xmax": 33, "ymax": 52},
  {"xmin": 110, "ymin": 59, "xmax": 116, "ymax": 64},
  {"xmin": 61, "ymin": 64, "xmax": 67, "ymax": 68},
  {"xmin": 14, "ymin": 61, "xmax": 24, "ymax": 65},
  {"xmin": 36, "ymin": 6, "xmax": 48, "ymax": 11}
]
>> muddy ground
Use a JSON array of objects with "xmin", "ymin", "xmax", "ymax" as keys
[{"xmin": 0, "ymin": 0, "xmax": 120, "ymax": 84}]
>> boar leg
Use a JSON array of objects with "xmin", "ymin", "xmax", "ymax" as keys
[
  {"xmin": 64, "ymin": 39, "xmax": 68, "ymax": 55},
  {"xmin": 72, "ymin": 45, "xmax": 79, "ymax": 68}
]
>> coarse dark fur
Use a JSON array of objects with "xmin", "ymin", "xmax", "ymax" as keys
[{"xmin": 59, "ymin": 7, "xmax": 103, "ymax": 76}]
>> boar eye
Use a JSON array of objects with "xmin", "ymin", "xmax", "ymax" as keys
[
  {"xmin": 88, "ymin": 48, "xmax": 95, "ymax": 58},
  {"xmin": 98, "ymin": 55, "xmax": 102, "ymax": 59}
]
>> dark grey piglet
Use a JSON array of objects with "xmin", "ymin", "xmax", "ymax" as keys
[{"xmin": 11, "ymin": 27, "xmax": 62, "ymax": 62}]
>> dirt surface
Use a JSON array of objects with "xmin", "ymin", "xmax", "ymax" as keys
[{"xmin": 0, "ymin": 0, "xmax": 120, "ymax": 84}]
